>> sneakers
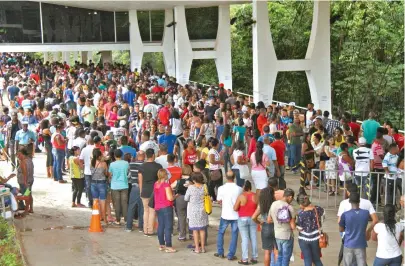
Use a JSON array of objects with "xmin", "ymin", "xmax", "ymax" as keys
[{"xmin": 125, "ymin": 228, "xmax": 132, "ymax": 232}]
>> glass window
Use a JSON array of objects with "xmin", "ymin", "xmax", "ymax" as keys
[
  {"xmin": 0, "ymin": 1, "xmax": 41, "ymax": 43},
  {"xmin": 150, "ymin": 10, "xmax": 165, "ymax": 42},
  {"xmin": 186, "ymin": 7, "xmax": 218, "ymax": 40},
  {"xmin": 100, "ymin": 12, "xmax": 115, "ymax": 42},
  {"xmin": 137, "ymin": 11, "xmax": 150, "ymax": 42},
  {"xmin": 115, "ymin": 12, "xmax": 129, "ymax": 42}
]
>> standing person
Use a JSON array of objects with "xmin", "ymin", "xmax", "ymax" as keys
[
  {"xmin": 90, "ymin": 148, "xmax": 108, "ymax": 224},
  {"xmin": 109, "ymin": 149, "xmax": 129, "ymax": 225},
  {"xmin": 339, "ymin": 193, "xmax": 372, "ymax": 266},
  {"xmin": 79, "ymin": 138, "xmax": 95, "ymax": 208},
  {"xmin": 263, "ymin": 136, "xmax": 280, "ymax": 179},
  {"xmin": 69, "ymin": 146, "xmax": 85, "ymax": 208},
  {"xmin": 158, "ymin": 126, "xmax": 176, "ymax": 154},
  {"xmin": 296, "ymin": 194, "xmax": 324, "ymax": 266},
  {"xmin": 139, "ymin": 148, "xmax": 163, "ymax": 236},
  {"xmin": 221, "ymin": 124, "xmax": 233, "ymax": 173},
  {"xmin": 125, "ymin": 151, "xmax": 145, "ymax": 232},
  {"xmin": 271, "ymin": 132, "xmax": 287, "ymax": 189},
  {"xmin": 214, "ymin": 171, "xmax": 243, "ymax": 261},
  {"xmin": 154, "ymin": 169, "xmax": 176, "ymax": 253},
  {"xmin": 289, "ymin": 117, "xmax": 304, "ymax": 172},
  {"xmin": 353, "ymin": 137, "xmax": 374, "ymax": 198},
  {"xmin": 361, "ymin": 112, "xmax": 381, "ymax": 146},
  {"xmin": 372, "ymin": 204, "xmax": 404, "ymax": 266},
  {"xmin": 250, "ymin": 141, "xmax": 270, "ymax": 196},
  {"xmin": 51, "ymin": 123, "xmax": 67, "ymax": 183},
  {"xmin": 184, "ymin": 172, "xmax": 208, "ymax": 253},
  {"xmin": 15, "ymin": 121, "xmax": 36, "ymax": 158},
  {"xmin": 324, "ymin": 136, "xmax": 338, "ymax": 195},
  {"xmin": 371, "ymin": 130, "xmax": 386, "ymax": 205},
  {"xmin": 182, "ymin": 139, "xmax": 198, "ymax": 167},
  {"xmin": 208, "ymin": 138, "xmax": 224, "ymax": 202},
  {"xmin": 81, "ymin": 99, "xmax": 97, "ymax": 124},
  {"xmin": 269, "ymin": 188, "xmax": 296, "ymax": 266},
  {"xmin": 16, "ymin": 148, "xmax": 34, "ymax": 213},
  {"xmin": 233, "ymin": 181, "xmax": 258, "ymax": 265},
  {"xmin": 231, "ymin": 140, "xmax": 248, "ymax": 187},
  {"xmin": 40, "ymin": 119, "xmax": 53, "ymax": 178},
  {"xmin": 383, "ymin": 143, "xmax": 400, "ymax": 205},
  {"xmin": 6, "ymin": 113, "xmax": 21, "ymax": 170},
  {"xmin": 338, "ymin": 143, "xmax": 354, "ymax": 187},
  {"xmin": 300, "ymin": 133, "xmax": 315, "ymax": 189}
]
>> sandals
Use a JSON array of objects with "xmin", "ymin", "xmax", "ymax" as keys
[
  {"xmin": 165, "ymin": 248, "xmax": 177, "ymax": 253},
  {"xmin": 238, "ymin": 260, "xmax": 249, "ymax": 265},
  {"xmin": 191, "ymin": 249, "xmax": 200, "ymax": 254},
  {"xmin": 250, "ymin": 259, "xmax": 258, "ymax": 264},
  {"xmin": 228, "ymin": 256, "xmax": 238, "ymax": 261},
  {"xmin": 214, "ymin": 253, "xmax": 225, "ymax": 258},
  {"xmin": 159, "ymin": 246, "xmax": 166, "ymax": 251}
]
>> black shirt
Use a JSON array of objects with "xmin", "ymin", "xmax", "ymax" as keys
[
  {"xmin": 10, "ymin": 122, "xmax": 20, "ymax": 141},
  {"xmin": 204, "ymin": 105, "xmax": 219, "ymax": 122},
  {"xmin": 129, "ymin": 161, "xmax": 143, "ymax": 184},
  {"xmin": 140, "ymin": 161, "xmax": 162, "ymax": 198}
]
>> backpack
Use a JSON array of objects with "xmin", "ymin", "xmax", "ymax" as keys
[{"xmin": 276, "ymin": 205, "xmax": 291, "ymax": 223}]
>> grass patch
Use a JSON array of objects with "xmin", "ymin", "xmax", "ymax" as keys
[{"xmin": 0, "ymin": 217, "xmax": 24, "ymax": 266}]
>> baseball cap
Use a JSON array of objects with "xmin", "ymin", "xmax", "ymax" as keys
[
  {"xmin": 219, "ymin": 83, "xmax": 224, "ymax": 88},
  {"xmin": 22, "ymin": 121, "xmax": 28, "ymax": 125},
  {"xmin": 358, "ymin": 137, "xmax": 367, "ymax": 145},
  {"xmin": 119, "ymin": 120, "xmax": 126, "ymax": 127}
]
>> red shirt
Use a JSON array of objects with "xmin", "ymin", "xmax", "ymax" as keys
[
  {"xmin": 371, "ymin": 141, "xmax": 384, "ymax": 169},
  {"xmin": 271, "ymin": 140, "xmax": 286, "ymax": 166},
  {"xmin": 257, "ymin": 114, "xmax": 267, "ymax": 135},
  {"xmin": 180, "ymin": 108, "xmax": 188, "ymax": 119},
  {"xmin": 95, "ymin": 143, "xmax": 106, "ymax": 154},
  {"xmin": 167, "ymin": 166, "xmax": 182, "ymax": 185},
  {"xmin": 30, "ymin": 73, "xmax": 40, "ymax": 84},
  {"xmin": 247, "ymin": 137, "xmax": 257, "ymax": 159},
  {"xmin": 158, "ymin": 106, "xmax": 170, "ymax": 126},
  {"xmin": 348, "ymin": 122, "xmax": 361, "ymax": 140},
  {"xmin": 152, "ymin": 86, "xmax": 164, "ymax": 94},
  {"xmin": 393, "ymin": 133, "xmax": 404, "ymax": 150},
  {"xmin": 183, "ymin": 149, "xmax": 197, "ymax": 165},
  {"xmin": 153, "ymin": 182, "xmax": 173, "ymax": 211}
]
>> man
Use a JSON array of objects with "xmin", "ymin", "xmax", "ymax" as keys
[
  {"xmin": 271, "ymin": 132, "xmax": 287, "ymax": 189},
  {"xmin": 139, "ymin": 131, "xmax": 159, "ymax": 155},
  {"xmin": 123, "ymin": 87, "xmax": 136, "ymax": 107},
  {"xmin": 268, "ymin": 188, "xmax": 296, "ymax": 265},
  {"xmin": 263, "ymin": 136, "xmax": 280, "ymax": 178},
  {"xmin": 288, "ymin": 117, "xmax": 303, "ymax": 172},
  {"xmin": 204, "ymin": 98, "xmax": 219, "ymax": 122},
  {"xmin": 174, "ymin": 127, "xmax": 191, "ymax": 165},
  {"xmin": 258, "ymin": 125, "xmax": 275, "ymax": 143},
  {"xmin": 214, "ymin": 171, "xmax": 242, "ymax": 261},
  {"xmin": 7, "ymin": 81, "xmax": 19, "ymax": 101},
  {"xmin": 158, "ymin": 102, "xmax": 171, "ymax": 126},
  {"xmin": 126, "ymin": 151, "xmax": 145, "ymax": 232},
  {"xmin": 64, "ymin": 84, "xmax": 76, "ymax": 116},
  {"xmin": 361, "ymin": 112, "xmax": 381, "ymax": 146},
  {"xmin": 15, "ymin": 121, "xmax": 36, "ymax": 158},
  {"xmin": 139, "ymin": 148, "xmax": 162, "ymax": 236},
  {"xmin": 322, "ymin": 110, "xmax": 330, "ymax": 128},
  {"xmin": 6, "ymin": 113, "xmax": 21, "ymax": 170},
  {"xmin": 81, "ymin": 99, "xmax": 97, "ymax": 124},
  {"xmin": 256, "ymin": 108, "xmax": 267, "ymax": 135},
  {"xmin": 119, "ymin": 135, "xmax": 137, "ymax": 159},
  {"xmin": 382, "ymin": 143, "xmax": 400, "ymax": 205},
  {"xmin": 167, "ymin": 154, "xmax": 182, "ymax": 185},
  {"xmin": 157, "ymin": 126, "xmax": 176, "ymax": 154},
  {"xmin": 339, "ymin": 193, "xmax": 372, "ymax": 266},
  {"xmin": 325, "ymin": 113, "xmax": 341, "ymax": 137},
  {"xmin": 348, "ymin": 116, "xmax": 361, "ymax": 141},
  {"xmin": 155, "ymin": 144, "xmax": 169, "ymax": 169},
  {"xmin": 144, "ymin": 98, "xmax": 158, "ymax": 119},
  {"xmin": 117, "ymin": 100, "xmax": 130, "ymax": 123},
  {"xmin": 72, "ymin": 129, "xmax": 87, "ymax": 150},
  {"xmin": 79, "ymin": 138, "xmax": 95, "ymax": 207},
  {"xmin": 304, "ymin": 103, "xmax": 316, "ymax": 128},
  {"xmin": 353, "ymin": 137, "xmax": 374, "ymax": 198}
]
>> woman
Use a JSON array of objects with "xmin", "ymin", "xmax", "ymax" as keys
[
  {"xmin": 300, "ymin": 133, "xmax": 315, "ymax": 189},
  {"xmin": 134, "ymin": 110, "xmax": 145, "ymax": 144},
  {"xmin": 170, "ymin": 109, "xmax": 183, "ymax": 137},
  {"xmin": 208, "ymin": 138, "xmax": 224, "ymax": 202},
  {"xmin": 334, "ymin": 128, "xmax": 345, "ymax": 148},
  {"xmin": 107, "ymin": 105, "xmax": 119, "ymax": 127},
  {"xmin": 198, "ymin": 116, "xmax": 215, "ymax": 142},
  {"xmin": 296, "ymin": 194, "xmax": 324, "ymax": 266},
  {"xmin": 233, "ymin": 119, "xmax": 247, "ymax": 144},
  {"xmin": 372, "ymin": 204, "xmax": 403, "ymax": 266},
  {"xmin": 221, "ymin": 124, "xmax": 233, "ymax": 173},
  {"xmin": 197, "ymin": 101, "xmax": 205, "ymax": 118},
  {"xmin": 234, "ymin": 181, "xmax": 258, "ymax": 265},
  {"xmin": 172, "ymin": 165, "xmax": 192, "ymax": 241},
  {"xmin": 154, "ymin": 169, "xmax": 176, "ymax": 253},
  {"xmin": 338, "ymin": 143, "xmax": 354, "ymax": 186},
  {"xmin": 51, "ymin": 123, "xmax": 67, "ymax": 183},
  {"xmin": 184, "ymin": 172, "xmax": 208, "ymax": 253},
  {"xmin": 183, "ymin": 139, "xmax": 198, "ymax": 167},
  {"xmin": 69, "ymin": 146, "xmax": 85, "ymax": 208},
  {"xmin": 109, "ymin": 149, "xmax": 129, "ymax": 225},
  {"xmin": 196, "ymin": 136, "xmax": 210, "ymax": 162},
  {"xmin": 250, "ymin": 141, "xmax": 270, "ymax": 196},
  {"xmin": 17, "ymin": 148, "xmax": 34, "ymax": 213},
  {"xmin": 231, "ymin": 140, "xmax": 248, "ymax": 187},
  {"xmin": 324, "ymin": 136, "xmax": 338, "ymax": 195},
  {"xmin": 252, "ymin": 185, "xmax": 277, "ymax": 266},
  {"xmin": 40, "ymin": 119, "xmax": 53, "ymax": 178},
  {"xmin": 90, "ymin": 148, "xmax": 108, "ymax": 224}
]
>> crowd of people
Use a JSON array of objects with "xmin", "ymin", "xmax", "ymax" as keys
[{"xmin": 0, "ymin": 52, "xmax": 404, "ymax": 266}]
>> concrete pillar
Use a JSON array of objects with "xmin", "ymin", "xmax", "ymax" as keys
[
  {"xmin": 87, "ymin": 51, "xmax": 93, "ymax": 63},
  {"xmin": 62, "ymin": 52, "xmax": 70, "ymax": 63},
  {"xmin": 129, "ymin": 10, "xmax": 144, "ymax": 72},
  {"xmin": 72, "ymin": 51, "xmax": 78, "ymax": 64},
  {"xmin": 174, "ymin": 5, "xmax": 193, "ymax": 85},
  {"xmin": 52, "ymin": 52, "xmax": 59, "ymax": 62},
  {"xmin": 43, "ymin": 52, "xmax": 48, "ymax": 62},
  {"xmin": 215, "ymin": 5, "xmax": 232, "ymax": 90},
  {"xmin": 81, "ymin": 51, "xmax": 88, "ymax": 64},
  {"xmin": 162, "ymin": 9, "xmax": 176, "ymax": 77},
  {"xmin": 101, "ymin": 51, "xmax": 113, "ymax": 64},
  {"xmin": 252, "ymin": 0, "xmax": 277, "ymax": 106},
  {"xmin": 305, "ymin": 1, "xmax": 331, "ymax": 112}
]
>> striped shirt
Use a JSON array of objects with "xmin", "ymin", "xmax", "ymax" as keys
[{"xmin": 382, "ymin": 152, "xmax": 398, "ymax": 179}]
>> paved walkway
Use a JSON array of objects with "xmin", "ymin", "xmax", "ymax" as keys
[{"xmin": 2, "ymin": 153, "xmax": 378, "ymax": 266}]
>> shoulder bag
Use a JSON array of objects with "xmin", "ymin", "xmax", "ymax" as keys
[
  {"xmin": 203, "ymin": 184, "xmax": 212, "ymax": 215},
  {"xmin": 314, "ymin": 206, "xmax": 328, "ymax": 248}
]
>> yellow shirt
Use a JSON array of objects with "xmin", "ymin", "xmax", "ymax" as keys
[
  {"xmin": 334, "ymin": 137, "xmax": 345, "ymax": 148},
  {"xmin": 197, "ymin": 147, "xmax": 210, "ymax": 168},
  {"xmin": 69, "ymin": 156, "xmax": 82, "ymax": 179}
]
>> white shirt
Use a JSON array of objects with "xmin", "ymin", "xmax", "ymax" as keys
[
  {"xmin": 170, "ymin": 118, "xmax": 183, "ymax": 136},
  {"xmin": 353, "ymin": 146, "xmax": 374, "ymax": 176},
  {"xmin": 155, "ymin": 155, "xmax": 169, "ymax": 169},
  {"xmin": 217, "ymin": 182, "xmax": 242, "ymax": 220},
  {"xmin": 306, "ymin": 110, "xmax": 314, "ymax": 128},
  {"xmin": 269, "ymin": 123, "xmax": 277, "ymax": 134},
  {"xmin": 231, "ymin": 150, "xmax": 243, "ymax": 170},
  {"xmin": 79, "ymin": 145, "xmax": 95, "ymax": 175},
  {"xmin": 93, "ymin": 92, "xmax": 101, "ymax": 107},
  {"xmin": 337, "ymin": 198, "xmax": 376, "ymax": 217},
  {"xmin": 66, "ymin": 126, "xmax": 77, "ymax": 149},
  {"xmin": 140, "ymin": 140, "xmax": 159, "ymax": 155},
  {"xmin": 72, "ymin": 137, "xmax": 86, "ymax": 149},
  {"xmin": 143, "ymin": 104, "xmax": 158, "ymax": 119},
  {"xmin": 374, "ymin": 222, "xmax": 403, "ymax": 259}
]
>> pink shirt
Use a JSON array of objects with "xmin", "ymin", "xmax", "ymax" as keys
[
  {"xmin": 250, "ymin": 153, "xmax": 269, "ymax": 171},
  {"xmin": 154, "ymin": 182, "xmax": 173, "ymax": 210}
]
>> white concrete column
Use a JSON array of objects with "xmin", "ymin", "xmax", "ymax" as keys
[
  {"xmin": 62, "ymin": 52, "xmax": 70, "ymax": 63},
  {"xmin": 43, "ymin": 52, "xmax": 48, "ymax": 62},
  {"xmin": 162, "ymin": 9, "xmax": 176, "ymax": 77},
  {"xmin": 215, "ymin": 5, "xmax": 232, "ymax": 90},
  {"xmin": 305, "ymin": 1, "xmax": 331, "ymax": 112},
  {"xmin": 129, "ymin": 10, "xmax": 144, "ymax": 72},
  {"xmin": 252, "ymin": 0, "xmax": 278, "ymax": 106},
  {"xmin": 101, "ymin": 51, "xmax": 113, "ymax": 64},
  {"xmin": 87, "ymin": 51, "xmax": 93, "ymax": 63},
  {"xmin": 72, "ymin": 51, "xmax": 78, "ymax": 63},
  {"xmin": 174, "ymin": 6, "xmax": 193, "ymax": 85},
  {"xmin": 52, "ymin": 52, "xmax": 59, "ymax": 62},
  {"xmin": 81, "ymin": 51, "xmax": 88, "ymax": 64}
]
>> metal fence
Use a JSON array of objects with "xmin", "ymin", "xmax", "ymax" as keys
[{"xmin": 308, "ymin": 169, "xmax": 404, "ymax": 213}]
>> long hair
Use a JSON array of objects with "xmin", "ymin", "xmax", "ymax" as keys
[
  {"xmin": 255, "ymin": 141, "xmax": 264, "ymax": 167},
  {"xmin": 223, "ymin": 124, "xmax": 231, "ymax": 139},
  {"xmin": 91, "ymin": 148, "xmax": 102, "ymax": 168},
  {"xmin": 383, "ymin": 204, "xmax": 397, "ymax": 238},
  {"xmin": 259, "ymin": 186, "xmax": 275, "ymax": 216}
]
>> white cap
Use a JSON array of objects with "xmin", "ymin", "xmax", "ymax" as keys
[
  {"xmin": 52, "ymin": 104, "xmax": 60, "ymax": 109},
  {"xmin": 288, "ymin": 102, "xmax": 296, "ymax": 106},
  {"xmin": 119, "ymin": 120, "xmax": 126, "ymax": 127},
  {"xmin": 358, "ymin": 137, "xmax": 367, "ymax": 145}
]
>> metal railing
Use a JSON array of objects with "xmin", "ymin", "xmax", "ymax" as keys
[{"xmin": 308, "ymin": 169, "xmax": 404, "ymax": 213}]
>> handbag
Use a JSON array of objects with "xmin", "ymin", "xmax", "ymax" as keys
[
  {"xmin": 314, "ymin": 207, "xmax": 328, "ymax": 248},
  {"xmin": 203, "ymin": 184, "xmax": 212, "ymax": 215},
  {"xmin": 210, "ymin": 169, "xmax": 222, "ymax": 181},
  {"xmin": 305, "ymin": 158, "xmax": 315, "ymax": 169},
  {"xmin": 148, "ymin": 190, "xmax": 155, "ymax": 209}
]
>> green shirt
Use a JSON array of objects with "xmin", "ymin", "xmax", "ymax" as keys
[
  {"xmin": 362, "ymin": 119, "xmax": 381, "ymax": 145},
  {"xmin": 289, "ymin": 123, "xmax": 303, "ymax": 145},
  {"xmin": 81, "ymin": 106, "xmax": 97, "ymax": 123}
]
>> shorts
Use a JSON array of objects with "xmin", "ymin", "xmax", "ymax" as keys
[
  {"xmin": 66, "ymin": 101, "xmax": 76, "ymax": 111},
  {"xmin": 91, "ymin": 182, "xmax": 107, "ymax": 200},
  {"xmin": 261, "ymin": 222, "xmax": 276, "ymax": 250},
  {"xmin": 252, "ymin": 170, "xmax": 268, "ymax": 189}
]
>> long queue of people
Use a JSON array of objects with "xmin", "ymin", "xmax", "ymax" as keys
[{"xmin": 0, "ymin": 52, "xmax": 404, "ymax": 266}]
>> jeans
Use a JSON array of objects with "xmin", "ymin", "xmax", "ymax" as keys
[
  {"xmin": 233, "ymin": 169, "xmax": 245, "ymax": 188},
  {"xmin": 8, "ymin": 141, "xmax": 16, "ymax": 169},
  {"xmin": 298, "ymin": 239, "xmax": 323, "ymax": 266},
  {"xmin": 373, "ymin": 255, "xmax": 402, "ymax": 266},
  {"xmin": 287, "ymin": 143, "xmax": 293, "ymax": 168},
  {"xmin": 278, "ymin": 166, "xmax": 286, "ymax": 189},
  {"xmin": 289, "ymin": 143, "xmax": 301, "ymax": 168},
  {"xmin": 343, "ymin": 247, "xmax": 366, "ymax": 266},
  {"xmin": 237, "ymin": 217, "xmax": 258, "ymax": 261},
  {"xmin": 126, "ymin": 184, "xmax": 143, "ymax": 230},
  {"xmin": 276, "ymin": 237, "xmax": 294, "ymax": 266},
  {"xmin": 355, "ymin": 175, "xmax": 369, "ymax": 199},
  {"xmin": 52, "ymin": 148, "xmax": 65, "ymax": 181},
  {"xmin": 84, "ymin": 175, "xmax": 93, "ymax": 207},
  {"xmin": 370, "ymin": 169, "xmax": 384, "ymax": 204},
  {"xmin": 386, "ymin": 178, "xmax": 403, "ymax": 205},
  {"xmin": 175, "ymin": 195, "xmax": 188, "ymax": 239},
  {"xmin": 156, "ymin": 206, "xmax": 174, "ymax": 247},
  {"xmin": 111, "ymin": 189, "xmax": 128, "ymax": 222},
  {"xmin": 141, "ymin": 197, "xmax": 156, "ymax": 234},
  {"xmin": 217, "ymin": 218, "xmax": 238, "ymax": 259}
]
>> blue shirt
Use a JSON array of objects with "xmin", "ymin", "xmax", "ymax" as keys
[
  {"xmin": 120, "ymin": 145, "xmax": 137, "ymax": 159},
  {"xmin": 8, "ymin": 86, "xmax": 19, "ymax": 100},
  {"xmin": 21, "ymin": 115, "xmax": 38, "ymax": 125},
  {"xmin": 216, "ymin": 125, "xmax": 224, "ymax": 140},
  {"xmin": 233, "ymin": 126, "xmax": 246, "ymax": 141},
  {"xmin": 123, "ymin": 91, "xmax": 136, "ymax": 107},
  {"xmin": 157, "ymin": 78, "xmax": 166, "ymax": 87},
  {"xmin": 361, "ymin": 119, "xmax": 381, "ymax": 145},
  {"xmin": 158, "ymin": 134, "xmax": 177, "ymax": 154},
  {"xmin": 339, "ymin": 208, "xmax": 369, "ymax": 249},
  {"xmin": 258, "ymin": 133, "xmax": 275, "ymax": 143},
  {"xmin": 109, "ymin": 160, "xmax": 129, "ymax": 190},
  {"xmin": 15, "ymin": 129, "xmax": 37, "ymax": 145},
  {"xmin": 64, "ymin": 88, "xmax": 74, "ymax": 102}
]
